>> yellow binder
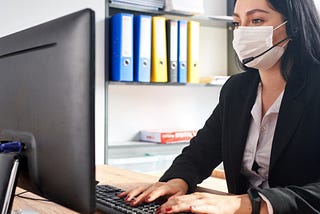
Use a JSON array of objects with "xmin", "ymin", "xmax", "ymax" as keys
[
  {"xmin": 187, "ymin": 21, "xmax": 200, "ymax": 83},
  {"xmin": 151, "ymin": 16, "xmax": 168, "ymax": 82}
]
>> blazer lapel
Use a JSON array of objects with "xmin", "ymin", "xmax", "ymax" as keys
[
  {"xmin": 227, "ymin": 71, "xmax": 260, "ymax": 189},
  {"xmin": 269, "ymin": 68, "xmax": 307, "ymax": 171},
  {"xmin": 235, "ymin": 72, "xmax": 260, "ymax": 162}
]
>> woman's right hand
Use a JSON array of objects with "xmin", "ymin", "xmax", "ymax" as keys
[{"xmin": 117, "ymin": 178, "xmax": 189, "ymax": 206}]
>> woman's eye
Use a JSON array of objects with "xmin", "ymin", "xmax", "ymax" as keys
[
  {"xmin": 232, "ymin": 21, "xmax": 240, "ymax": 27},
  {"xmin": 252, "ymin": 19, "xmax": 264, "ymax": 25}
]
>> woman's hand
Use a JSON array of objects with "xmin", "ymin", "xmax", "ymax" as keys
[
  {"xmin": 117, "ymin": 178, "xmax": 189, "ymax": 206},
  {"xmin": 156, "ymin": 192, "xmax": 253, "ymax": 214}
]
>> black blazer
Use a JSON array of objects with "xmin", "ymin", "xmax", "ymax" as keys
[{"xmin": 160, "ymin": 64, "xmax": 320, "ymax": 213}]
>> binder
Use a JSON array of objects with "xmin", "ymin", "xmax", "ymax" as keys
[
  {"xmin": 177, "ymin": 20, "xmax": 188, "ymax": 83},
  {"xmin": 134, "ymin": 15, "xmax": 152, "ymax": 82},
  {"xmin": 187, "ymin": 21, "xmax": 200, "ymax": 83},
  {"xmin": 110, "ymin": 13, "xmax": 134, "ymax": 81},
  {"xmin": 166, "ymin": 19, "xmax": 178, "ymax": 82},
  {"xmin": 151, "ymin": 16, "xmax": 168, "ymax": 82}
]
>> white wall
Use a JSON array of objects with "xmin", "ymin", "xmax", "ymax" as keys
[
  {"xmin": 199, "ymin": 26, "xmax": 228, "ymax": 77},
  {"xmin": 315, "ymin": 0, "xmax": 320, "ymax": 13},
  {"xmin": 108, "ymin": 85, "xmax": 222, "ymax": 144},
  {"xmin": 0, "ymin": 0, "xmax": 106, "ymax": 164}
]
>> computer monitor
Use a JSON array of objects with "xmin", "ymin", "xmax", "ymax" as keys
[{"xmin": 0, "ymin": 9, "xmax": 96, "ymax": 213}]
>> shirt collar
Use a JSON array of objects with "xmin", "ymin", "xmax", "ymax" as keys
[{"xmin": 251, "ymin": 83, "xmax": 284, "ymax": 121}]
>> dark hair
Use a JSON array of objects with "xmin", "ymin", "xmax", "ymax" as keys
[{"xmin": 234, "ymin": 0, "xmax": 320, "ymax": 80}]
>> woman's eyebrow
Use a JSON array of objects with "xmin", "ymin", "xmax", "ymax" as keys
[{"xmin": 233, "ymin": 9, "xmax": 270, "ymax": 17}]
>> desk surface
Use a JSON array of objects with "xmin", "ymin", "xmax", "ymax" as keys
[{"xmin": 12, "ymin": 165, "xmax": 227, "ymax": 214}]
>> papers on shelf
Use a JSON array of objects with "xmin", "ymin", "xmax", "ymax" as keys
[
  {"xmin": 110, "ymin": 0, "xmax": 165, "ymax": 11},
  {"xmin": 164, "ymin": 0, "xmax": 204, "ymax": 15}
]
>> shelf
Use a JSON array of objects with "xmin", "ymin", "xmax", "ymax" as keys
[
  {"xmin": 108, "ymin": 141, "xmax": 189, "ymax": 147},
  {"xmin": 108, "ymin": 141, "xmax": 189, "ymax": 159},
  {"xmin": 108, "ymin": 154, "xmax": 178, "ymax": 173},
  {"xmin": 107, "ymin": 142, "xmax": 188, "ymax": 172},
  {"xmin": 105, "ymin": 1, "xmax": 232, "ymax": 168},
  {"xmin": 195, "ymin": 15, "xmax": 233, "ymax": 22},
  {"xmin": 107, "ymin": 81, "xmax": 225, "ymax": 87},
  {"xmin": 108, "ymin": 2, "xmax": 167, "ymax": 16},
  {"xmin": 108, "ymin": 2, "xmax": 232, "ymax": 27}
]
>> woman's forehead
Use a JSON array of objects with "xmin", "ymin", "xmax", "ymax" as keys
[{"xmin": 233, "ymin": 0, "xmax": 282, "ymax": 19}]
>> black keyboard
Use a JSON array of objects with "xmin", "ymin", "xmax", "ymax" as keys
[{"xmin": 96, "ymin": 184, "xmax": 162, "ymax": 214}]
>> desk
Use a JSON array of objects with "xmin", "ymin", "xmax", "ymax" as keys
[{"xmin": 12, "ymin": 165, "xmax": 227, "ymax": 213}]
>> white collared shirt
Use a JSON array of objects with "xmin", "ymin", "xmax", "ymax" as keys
[{"xmin": 241, "ymin": 83, "xmax": 284, "ymax": 213}]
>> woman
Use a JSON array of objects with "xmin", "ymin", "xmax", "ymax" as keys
[{"xmin": 119, "ymin": 0, "xmax": 320, "ymax": 213}]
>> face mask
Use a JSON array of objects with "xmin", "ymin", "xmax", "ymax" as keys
[{"xmin": 232, "ymin": 21, "xmax": 287, "ymax": 70}]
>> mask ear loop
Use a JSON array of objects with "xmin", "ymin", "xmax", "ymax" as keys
[
  {"xmin": 273, "ymin": 21, "xmax": 288, "ymax": 31},
  {"xmin": 273, "ymin": 21, "xmax": 290, "ymax": 48}
]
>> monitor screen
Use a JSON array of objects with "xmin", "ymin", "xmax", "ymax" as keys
[{"xmin": 0, "ymin": 9, "xmax": 96, "ymax": 213}]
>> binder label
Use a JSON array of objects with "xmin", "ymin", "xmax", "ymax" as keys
[
  {"xmin": 180, "ymin": 23, "xmax": 187, "ymax": 61},
  {"xmin": 193, "ymin": 23, "xmax": 200, "ymax": 61},
  {"xmin": 122, "ymin": 15, "xmax": 133, "ymax": 57},
  {"xmin": 156, "ymin": 19, "xmax": 166, "ymax": 58},
  {"xmin": 170, "ymin": 21, "xmax": 178, "ymax": 61},
  {"xmin": 140, "ymin": 17, "xmax": 151, "ymax": 58}
]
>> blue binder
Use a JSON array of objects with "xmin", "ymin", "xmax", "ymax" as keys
[
  {"xmin": 134, "ymin": 15, "xmax": 152, "ymax": 82},
  {"xmin": 177, "ymin": 20, "xmax": 188, "ymax": 83},
  {"xmin": 110, "ymin": 13, "xmax": 134, "ymax": 81}
]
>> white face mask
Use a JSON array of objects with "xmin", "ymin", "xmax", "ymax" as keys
[{"xmin": 232, "ymin": 21, "xmax": 287, "ymax": 71}]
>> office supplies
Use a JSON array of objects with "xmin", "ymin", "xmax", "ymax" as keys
[
  {"xmin": 0, "ymin": 9, "xmax": 96, "ymax": 213},
  {"xmin": 0, "ymin": 153, "xmax": 20, "ymax": 214},
  {"xmin": 140, "ymin": 129, "xmax": 197, "ymax": 144},
  {"xmin": 166, "ymin": 19, "xmax": 178, "ymax": 82},
  {"xmin": 187, "ymin": 21, "xmax": 200, "ymax": 83},
  {"xmin": 134, "ymin": 15, "xmax": 152, "ymax": 82},
  {"xmin": 177, "ymin": 20, "xmax": 188, "ymax": 83},
  {"xmin": 164, "ymin": 0, "xmax": 204, "ymax": 15},
  {"xmin": 110, "ymin": 13, "xmax": 134, "ymax": 81},
  {"xmin": 151, "ymin": 16, "xmax": 168, "ymax": 82}
]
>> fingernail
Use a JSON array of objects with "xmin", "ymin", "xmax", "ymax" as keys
[
  {"xmin": 165, "ymin": 207, "xmax": 172, "ymax": 212},
  {"xmin": 125, "ymin": 196, "xmax": 130, "ymax": 201},
  {"xmin": 130, "ymin": 200, "xmax": 136, "ymax": 206},
  {"xmin": 145, "ymin": 196, "xmax": 150, "ymax": 202}
]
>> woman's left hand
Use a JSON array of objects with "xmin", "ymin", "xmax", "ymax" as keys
[{"xmin": 156, "ymin": 192, "xmax": 252, "ymax": 214}]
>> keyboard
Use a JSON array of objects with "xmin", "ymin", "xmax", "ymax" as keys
[{"xmin": 96, "ymin": 184, "xmax": 162, "ymax": 214}]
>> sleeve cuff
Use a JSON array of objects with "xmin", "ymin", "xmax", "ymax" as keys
[{"xmin": 259, "ymin": 192, "xmax": 274, "ymax": 214}]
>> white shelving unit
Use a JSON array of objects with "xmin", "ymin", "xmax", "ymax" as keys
[{"xmin": 104, "ymin": 0, "xmax": 232, "ymax": 172}]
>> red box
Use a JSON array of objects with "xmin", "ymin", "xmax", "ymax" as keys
[{"xmin": 140, "ymin": 129, "xmax": 197, "ymax": 144}]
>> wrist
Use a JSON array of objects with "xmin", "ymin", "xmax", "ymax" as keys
[
  {"xmin": 260, "ymin": 200, "xmax": 269, "ymax": 214},
  {"xmin": 167, "ymin": 178, "xmax": 188, "ymax": 194},
  {"xmin": 233, "ymin": 194, "xmax": 252, "ymax": 214}
]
